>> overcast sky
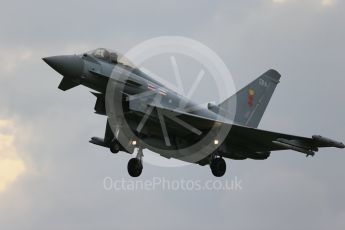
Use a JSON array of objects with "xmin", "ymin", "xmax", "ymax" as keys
[{"xmin": 0, "ymin": 0, "xmax": 344, "ymax": 229}]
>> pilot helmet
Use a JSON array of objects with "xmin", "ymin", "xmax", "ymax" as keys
[{"xmin": 110, "ymin": 52, "xmax": 118, "ymax": 64}]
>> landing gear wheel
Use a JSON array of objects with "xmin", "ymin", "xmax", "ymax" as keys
[
  {"xmin": 127, "ymin": 158, "xmax": 143, "ymax": 177},
  {"xmin": 210, "ymin": 157, "xmax": 226, "ymax": 177},
  {"xmin": 110, "ymin": 141, "xmax": 120, "ymax": 154}
]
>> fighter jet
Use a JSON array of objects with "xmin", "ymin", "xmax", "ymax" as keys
[{"xmin": 43, "ymin": 48, "xmax": 344, "ymax": 177}]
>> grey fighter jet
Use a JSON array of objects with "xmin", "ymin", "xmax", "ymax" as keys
[{"xmin": 43, "ymin": 48, "xmax": 344, "ymax": 177}]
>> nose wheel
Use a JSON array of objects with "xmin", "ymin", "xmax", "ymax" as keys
[
  {"xmin": 127, "ymin": 148, "xmax": 143, "ymax": 177},
  {"xmin": 210, "ymin": 156, "xmax": 226, "ymax": 177}
]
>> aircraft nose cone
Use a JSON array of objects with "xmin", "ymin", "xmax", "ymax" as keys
[{"xmin": 43, "ymin": 55, "xmax": 84, "ymax": 78}]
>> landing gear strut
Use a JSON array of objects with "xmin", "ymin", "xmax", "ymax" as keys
[
  {"xmin": 210, "ymin": 155, "xmax": 226, "ymax": 177},
  {"xmin": 127, "ymin": 148, "xmax": 143, "ymax": 177}
]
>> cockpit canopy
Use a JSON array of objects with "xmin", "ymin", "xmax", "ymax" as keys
[{"xmin": 87, "ymin": 48, "xmax": 136, "ymax": 68}]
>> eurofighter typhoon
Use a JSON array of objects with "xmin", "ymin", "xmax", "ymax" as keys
[{"xmin": 43, "ymin": 48, "xmax": 344, "ymax": 177}]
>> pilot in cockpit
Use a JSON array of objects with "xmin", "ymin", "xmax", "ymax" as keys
[
  {"xmin": 88, "ymin": 48, "xmax": 136, "ymax": 68},
  {"xmin": 110, "ymin": 52, "xmax": 118, "ymax": 64}
]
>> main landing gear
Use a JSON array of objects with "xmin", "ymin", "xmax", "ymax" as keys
[
  {"xmin": 109, "ymin": 140, "xmax": 226, "ymax": 177},
  {"xmin": 127, "ymin": 148, "xmax": 143, "ymax": 177},
  {"xmin": 210, "ymin": 155, "xmax": 226, "ymax": 177}
]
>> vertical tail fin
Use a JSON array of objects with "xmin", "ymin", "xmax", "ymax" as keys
[{"xmin": 217, "ymin": 69, "xmax": 281, "ymax": 128}]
